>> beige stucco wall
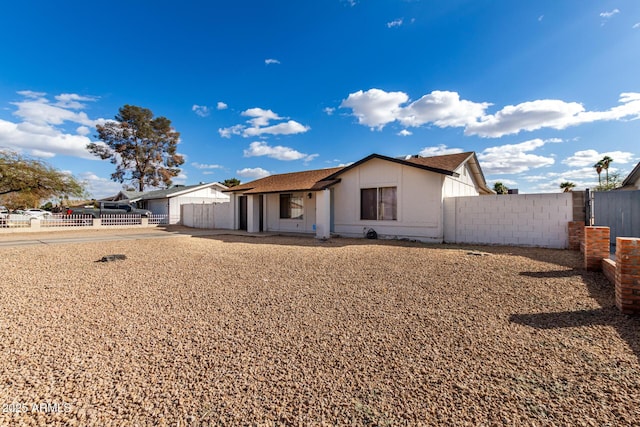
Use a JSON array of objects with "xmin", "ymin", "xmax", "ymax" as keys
[
  {"xmin": 331, "ymin": 158, "xmax": 444, "ymax": 241},
  {"xmin": 264, "ymin": 192, "xmax": 317, "ymax": 233}
]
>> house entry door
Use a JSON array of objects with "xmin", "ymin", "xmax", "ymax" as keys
[
  {"xmin": 259, "ymin": 195, "xmax": 264, "ymax": 232},
  {"xmin": 239, "ymin": 196, "xmax": 247, "ymax": 231}
]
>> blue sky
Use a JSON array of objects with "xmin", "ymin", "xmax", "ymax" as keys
[{"xmin": 1, "ymin": 0, "xmax": 638, "ymax": 198}]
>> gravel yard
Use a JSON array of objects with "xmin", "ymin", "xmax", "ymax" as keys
[{"xmin": 1, "ymin": 234, "xmax": 639, "ymax": 426}]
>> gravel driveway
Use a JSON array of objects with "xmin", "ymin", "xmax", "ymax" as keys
[{"xmin": 1, "ymin": 235, "xmax": 638, "ymax": 426}]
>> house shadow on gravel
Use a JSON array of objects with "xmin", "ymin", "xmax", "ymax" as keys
[{"xmin": 511, "ymin": 268, "xmax": 640, "ymax": 361}]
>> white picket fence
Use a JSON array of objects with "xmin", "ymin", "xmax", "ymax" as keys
[
  {"xmin": 41, "ymin": 214, "xmax": 93, "ymax": 228},
  {"xmin": 0, "ymin": 213, "xmax": 168, "ymax": 232}
]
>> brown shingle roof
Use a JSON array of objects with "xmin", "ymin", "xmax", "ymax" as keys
[
  {"xmin": 227, "ymin": 167, "xmax": 344, "ymax": 194},
  {"xmin": 403, "ymin": 152, "xmax": 474, "ymax": 173}
]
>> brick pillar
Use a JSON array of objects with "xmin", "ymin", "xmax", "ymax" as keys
[
  {"xmin": 615, "ymin": 237, "xmax": 640, "ymax": 314},
  {"xmin": 583, "ymin": 226, "xmax": 610, "ymax": 271},
  {"xmin": 568, "ymin": 221, "xmax": 585, "ymax": 251}
]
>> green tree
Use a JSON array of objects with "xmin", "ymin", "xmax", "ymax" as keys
[
  {"xmin": 493, "ymin": 182, "xmax": 509, "ymax": 195},
  {"xmin": 88, "ymin": 105, "xmax": 184, "ymax": 192},
  {"xmin": 560, "ymin": 181, "xmax": 576, "ymax": 192},
  {"xmin": 595, "ymin": 172, "xmax": 622, "ymax": 191},
  {"xmin": 0, "ymin": 150, "xmax": 86, "ymax": 209},
  {"xmin": 220, "ymin": 178, "xmax": 241, "ymax": 188}
]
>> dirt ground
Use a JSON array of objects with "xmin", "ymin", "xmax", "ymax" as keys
[{"xmin": 0, "ymin": 234, "xmax": 638, "ymax": 426}]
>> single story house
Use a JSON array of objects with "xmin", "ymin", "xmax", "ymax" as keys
[
  {"xmin": 225, "ymin": 152, "xmax": 492, "ymax": 242},
  {"xmin": 109, "ymin": 182, "xmax": 229, "ymax": 224},
  {"xmin": 620, "ymin": 162, "xmax": 640, "ymax": 190}
]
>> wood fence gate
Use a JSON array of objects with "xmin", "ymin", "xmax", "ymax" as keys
[{"xmin": 592, "ymin": 190, "xmax": 640, "ymax": 248}]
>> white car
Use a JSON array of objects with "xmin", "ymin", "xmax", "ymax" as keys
[{"xmin": 23, "ymin": 208, "xmax": 53, "ymax": 218}]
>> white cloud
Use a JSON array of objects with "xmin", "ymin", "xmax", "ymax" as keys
[
  {"xmin": 0, "ymin": 91, "xmax": 111, "ymax": 159},
  {"xmin": 477, "ymin": 138, "xmax": 556, "ymax": 174},
  {"xmin": 192, "ymin": 104, "xmax": 210, "ymax": 117},
  {"xmin": 464, "ymin": 99, "xmax": 585, "ymax": 137},
  {"xmin": 633, "ymin": 22, "xmax": 640, "ymax": 29},
  {"xmin": 218, "ymin": 124, "xmax": 244, "ymax": 138},
  {"xmin": 242, "ymin": 108, "xmax": 282, "ymax": 127},
  {"xmin": 538, "ymin": 15, "xmax": 544, "ymax": 22},
  {"xmin": 17, "ymin": 90, "xmax": 46, "ymax": 99},
  {"xmin": 562, "ymin": 149, "xmax": 635, "ymax": 167},
  {"xmin": 401, "ymin": 91, "xmax": 490, "ymax": 128},
  {"xmin": 54, "ymin": 93, "xmax": 97, "ymax": 109},
  {"xmin": 172, "ymin": 172, "xmax": 188, "ymax": 186},
  {"xmin": 340, "ymin": 89, "xmax": 640, "ymax": 138},
  {"xmin": 323, "ymin": 107, "xmax": 335, "ymax": 115},
  {"xmin": 265, "ymin": 58, "xmax": 281, "ymax": 65},
  {"xmin": 219, "ymin": 108, "xmax": 310, "ymax": 138},
  {"xmin": 523, "ymin": 166, "xmax": 607, "ymax": 193},
  {"xmin": 236, "ymin": 167, "xmax": 271, "ymax": 180},
  {"xmin": 243, "ymin": 120, "xmax": 310, "ymax": 137},
  {"xmin": 191, "ymin": 162, "xmax": 224, "ymax": 170},
  {"xmin": 418, "ymin": 144, "xmax": 463, "ymax": 157},
  {"xmin": 76, "ymin": 126, "xmax": 90, "ymax": 136},
  {"xmin": 0, "ymin": 118, "xmax": 98, "ymax": 160},
  {"xmin": 13, "ymin": 98, "xmax": 96, "ymax": 127},
  {"xmin": 77, "ymin": 171, "xmax": 125, "ymax": 199},
  {"xmin": 387, "ymin": 18, "xmax": 403, "ymax": 28},
  {"xmin": 340, "ymin": 89, "xmax": 409, "ymax": 130},
  {"xmin": 217, "ymin": 101, "xmax": 228, "ymax": 110},
  {"xmin": 243, "ymin": 141, "xmax": 317, "ymax": 162},
  {"xmin": 489, "ymin": 178, "xmax": 518, "ymax": 187},
  {"xmin": 397, "ymin": 129, "xmax": 412, "ymax": 136},
  {"xmin": 600, "ymin": 9, "xmax": 620, "ymax": 18}
]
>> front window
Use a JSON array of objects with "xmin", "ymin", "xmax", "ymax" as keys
[
  {"xmin": 280, "ymin": 193, "xmax": 304, "ymax": 219},
  {"xmin": 360, "ymin": 187, "xmax": 397, "ymax": 220}
]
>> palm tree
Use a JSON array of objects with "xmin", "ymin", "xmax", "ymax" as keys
[
  {"xmin": 560, "ymin": 182, "xmax": 576, "ymax": 192},
  {"xmin": 594, "ymin": 160, "xmax": 603, "ymax": 185},
  {"xmin": 600, "ymin": 156, "xmax": 613, "ymax": 185}
]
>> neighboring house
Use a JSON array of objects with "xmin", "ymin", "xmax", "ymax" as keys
[
  {"xmin": 100, "ymin": 190, "xmax": 144, "ymax": 202},
  {"xmin": 620, "ymin": 162, "xmax": 640, "ymax": 190},
  {"xmin": 225, "ymin": 152, "xmax": 492, "ymax": 242},
  {"xmin": 106, "ymin": 182, "xmax": 229, "ymax": 224}
]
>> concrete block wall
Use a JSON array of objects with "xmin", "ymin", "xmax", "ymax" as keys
[
  {"xmin": 615, "ymin": 237, "xmax": 640, "ymax": 314},
  {"xmin": 443, "ymin": 193, "xmax": 572, "ymax": 248},
  {"xmin": 571, "ymin": 191, "xmax": 586, "ymax": 222}
]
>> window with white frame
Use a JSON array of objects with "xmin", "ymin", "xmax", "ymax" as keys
[
  {"xmin": 279, "ymin": 193, "xmax": 304, "ymax": 219},
  {"xmin": 360, "ymin": 187, "xmax": 397, "ymax": 220}
]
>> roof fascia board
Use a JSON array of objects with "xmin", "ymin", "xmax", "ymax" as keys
[
  {"xmin": 622, "ymin": 162, "xmax": 640, "ymax": 186},
  {"xmin": 324, "ymin": 153, "xmax": 458, "ymax": 180}
]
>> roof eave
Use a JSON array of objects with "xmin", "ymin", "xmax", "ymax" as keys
[
  {"xmin": 464, "ymin": 153, "xmax": 493, "ymax": 194},
  {"xmin": 324, "ymin": 153, "xmax": 459, "ymax": 180},
  {"xmin": 622, "ymin": 162, "xmax": 640, "ymax": 187}
]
